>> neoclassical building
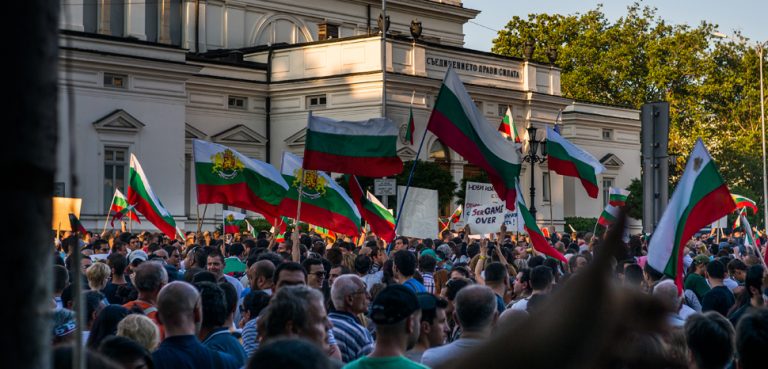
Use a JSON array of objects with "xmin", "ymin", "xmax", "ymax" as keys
[{"xmin": 57, "ymin": 0, "xmax": 641, "ymax": 232}]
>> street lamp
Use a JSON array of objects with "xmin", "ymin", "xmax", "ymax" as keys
[{"xmin": 523, "ymin": 126, "xmax": 548, "ymax": 217}]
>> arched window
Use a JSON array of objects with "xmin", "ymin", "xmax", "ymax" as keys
[{"xmin": 255, "ymin": 18, "xmax": 310, "ymax": 45}]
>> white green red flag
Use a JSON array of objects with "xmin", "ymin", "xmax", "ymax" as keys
[
  {"xmin": 609, "ymin": 187, "xmax": 630, "ymax": 207},
  {"xmin": 498, "ymin": 107, "xmax": 522, "ymax": 143},
  {"xmin": 647, "ymin": 139, "xmax": 736, "ymax": 292},
  {"xmin": 278, "ymin": 152, "xmax": 362, "ymax": 236},
  {"xmin": 111, "ymin": 204, "xmax": 137, "ymax": 228},
  {"xmin": 347, "ymin": 175, "xmax": 396, "ymax": 243},
  {"xmin": 128, "ymin": 154, "xmax": 178, "ymax": 239},
  {"xmin": 405, "ymin": 106, "xmax": 415, "ymax": 145},
  {"xmin": 109, "ymin": 189, "xmax": 140, "ymax": 223},
  {"xmin": 440, "ymin": 205, "xmax": 463, "ymax": 232},
  {"xmin": 303, "ymin": 114, "xmax": 403, "ymax": 177},
  {"xmin": 193, "ymin": 140, "xmax": 288, "ymax": 218},
  {"xmin": 517, "ymin": 195, "xmax": 567, "ymax": 263},
  {"xmin": 427, "ymin": 68, "xmax": 522, "ymax": 210},
  {"xmin": 598, "ymin": 205, "xmax": 621, "ymax": 226},
  {"xmin": 731, "ymin": 194, "xmax": 758, "ymax": 214},
  {"xmin": 546, "ymin": 126, "xmax": 605, "ymax": 198},
  {"xmin": 740, "ymin": 212, "xmax": 756, "ymax": 247},
  {"xmin": 223, "ymin": 210, "xmax": 246, "ymax": 234}
]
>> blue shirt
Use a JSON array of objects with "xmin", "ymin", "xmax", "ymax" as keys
[
  {"xmin": 152, "ymin": 335, "xmax": 238, "ymax": 369},
  {"xmin": 201, "ymin": 328, "xmax": 247, "ymax": 368},
  {"xmin": 329, "ymin": 311, "xmax": 374, "ymax": 363},
  {"xmin": 403, "ymin": 278, "xmax": 427, "ymax": 294},
  {"xmin": 495, "ymin": 294, "xmax": 506, "ymax": 314}
]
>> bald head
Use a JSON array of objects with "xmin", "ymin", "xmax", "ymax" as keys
[
  {"xmin": 134, "ymin": 261, "xmax": 168, "ymax": 293},
  {"xmin": 652, "ymin": 280, "xmax": 681, "ymax": 312},
  {"xmin": 157, "ymin": 281, "xmax": 200, "ymax": 332}
]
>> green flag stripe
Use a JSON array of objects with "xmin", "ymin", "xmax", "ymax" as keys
[
  {"xmin": 282, "ymin": 174, "xmax": 360, "ymax": 223},
  {"xmin": 195, "ymin": 162, "xmax": 286, "ymax": 205},
  {"xmin": 129, "ymin": 168, "xmax": 175, "ymax": 226},
  {"xmin": 547, "ymin": 140, "xmax": 598, "ymax": 186},
  {"xmin": 305, "ymin": 130, "xmax": 398, "ymax": 158}
]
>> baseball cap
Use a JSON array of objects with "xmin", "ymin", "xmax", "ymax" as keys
[
  {"xmin": 52, "ymin": 308, "xmax": 77, "ymax": 338},
  {"xmin": 417, "ymin": 292, "xmax": 448, "ymax": 312},
  {"xmin": 420, "ymin": 248, "xmax": 443, "ymax": 262},
  {"xmin": 693, "ymin": 254, "xmax": 710, "ymax": 266},
  {"xmin": 370, "ymin": 285, "xmax": 421, "ymax": 325},
  {"xmin": 129, "ymin": 250, "xmax": 148, "ymax": 264}
]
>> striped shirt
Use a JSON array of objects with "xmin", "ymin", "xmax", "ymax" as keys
[
  {"xmin": 241, "ymin": 316, "xmax": 338, "ymax": 358},
  {"xmin": 329, "ymin": 311, "xmax": 374, "ymax": 363},
  {"xmin": 421, "ymin": 273, "xmax": 435, "ymax": 294}
]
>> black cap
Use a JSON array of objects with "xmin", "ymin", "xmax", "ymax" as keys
[
  {"xmin": 370, "ymin": 285, "xmax": 421, "ymax": 325},
  {"xmin": 417, "ymin": 292, "xmax": 448, "ymax": 312}
]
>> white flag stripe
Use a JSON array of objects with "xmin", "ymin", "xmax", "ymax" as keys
[
  {"xmin": 130, "ymin": 154, "xmax": 171, "ymax": 217},
  {"xmin": 193, "ymin": 139, "xmax": 288, "ymax": 190},
  {"xmin": 308, "ymin": 115, "xmax": 399, "ymax": 136},
  {"xmin": 546, "ymin": 126, "xmax": 605, "ymax": 175}
]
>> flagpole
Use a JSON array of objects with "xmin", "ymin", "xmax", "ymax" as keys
[
  {"xmin": 292, "ymin": 169, "xmax": 305, "ymax": 262},
  {"xmin": 196, "ymin": 204, "xmax": 202, "ymax": 234},
  {"xmin": 389, "ymin": 122, "xmax": 429, "ymax": 254},
  {"xmin": 200, "ymin": 204, "xmax": 208, "ymax": 233},
  {"xmin": 548, "ymin": 169, "xmax": 554, "ymax": 230},
  {"xmin": 103, "ymin": 191, "xmax": 116, "ymax": 234}
]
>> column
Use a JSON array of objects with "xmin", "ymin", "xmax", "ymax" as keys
[
  {"xmin": 98, "ymin": 0, "xmax": 110, "ymax": 35},
  {"xmin": 125, "ymin": 0, "xmax": 146, "ymax": 40},
  {"xmin": 159, "ymin": 0, "xmax": 172, "ymax": 44}
]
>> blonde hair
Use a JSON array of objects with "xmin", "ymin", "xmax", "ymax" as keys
[
  {"xmin": 117, "ymin": 314, "xmax": 160, "ymax": 351},
  {"xmin": 86, "ymin": 262, "xmax": 110, "ymax": 290}
]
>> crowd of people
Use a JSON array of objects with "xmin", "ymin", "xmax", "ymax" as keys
[{"xmin": 50, "ymin": 222, "xmax": 768, "ymax": 369}]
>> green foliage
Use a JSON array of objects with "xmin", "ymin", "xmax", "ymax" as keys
[
  {"xmin": 564, "ymin": 216, "xmax": 598, "ymax": 233},
  {"xmin": 247, "ymin": 218, "xmax": 273, "ymax": 232},
  {"xmin": 454, "ymin": 172, "xmax": 490, "ymax": 205},
  {"xmin": 492, "ymin": 3, "xmax": 766, "ymax": 226},
  {"xmin": 396, "ymin": 160, "xmax": 457, "ymax": 210},
  {"xmin": 625, "ymin": 178, "xmax": 643, "ymax": 220}
]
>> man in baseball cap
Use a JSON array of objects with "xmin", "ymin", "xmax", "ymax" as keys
[{"xmin": 342, "ymin": 285, "xmax": 427, "ymax": 369}]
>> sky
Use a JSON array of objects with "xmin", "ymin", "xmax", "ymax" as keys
[{"xmin": 462, "ymin": 0, "xmax": 768, "ymax": 52}]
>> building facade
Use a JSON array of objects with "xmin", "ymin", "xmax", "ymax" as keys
[{"xmin": 57, "ymin": 0, "xmax": 641, "ymax": 233}]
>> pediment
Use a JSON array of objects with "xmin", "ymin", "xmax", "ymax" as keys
[
  {"xmin": 397, "ymin": 146, "xmax": 418, "ymax": 161},
  {"xmin": 92, "ymin": 109, "xmax": 145, "ymax": 133},
  {"xmin": 185, "ymin": 123, "xmax": 207, "ymax": 140},
  {"xmin": 211, "ymin": 124, "xmax": 267, "ymax": 146},
  {"xmin": 285, "ymin": 128, "xmax": 306, "ymax": 147},
  {"xmin": 600, "ymin": 153, "xmax": 624, "ymax": 168}
]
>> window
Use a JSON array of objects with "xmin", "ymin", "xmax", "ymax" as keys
[
  {"xmin": 307, "ymin": 94, "xmax": 327, "ymax": 108},
  {"xmin": 602, "ymin": 177, "xmax": 614, "ymax": 208},
  {"xmin": 228, "ymin": 96, "xmax": 248, "ymax": 110},
  {"xmin": 498, "ymin": 104, "xmax": 509, "ymax": 117},
  {"xmin": 318, "ymin": 23, "xmax": 339, "ymax": 40},
  {"xmin": 542, "ymin": 172, "xmax": 551, "ymax": 202},
  {"xmin": 602, "ymin": 128, "xmax": 613, "ymax": 140},
  {"xmin": 104, "ymin": 73, "xmax": 128, "ymax": 89},
  {"xmin": 104, "ymin": 147, "xmax": 128, "ymax": 212}
]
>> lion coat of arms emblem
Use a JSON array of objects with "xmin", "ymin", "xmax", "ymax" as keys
[
  {"xmin": 211, "ymin": 149, "xmax": 245, "ymax": 180},
  {"xmin": 292, "ymin": 168, "xmax": 327, "ymax": 200}
]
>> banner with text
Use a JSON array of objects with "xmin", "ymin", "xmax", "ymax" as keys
[
  {"xmin": 464, "ymin": 181, "xmax": 522, "ymax": 232},
  {"xmin": 466, "ymin": 202, "xmax": 507, "ymax": 235}
]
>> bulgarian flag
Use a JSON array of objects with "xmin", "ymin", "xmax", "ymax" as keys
[
  {"xmin": 69, "ymin": 213, "xmax": 87, "ymax": 235},
  {"xmin": 303, "ymin": 114, "xmax": 403, "ymax": 177},
  {"xmin": 311, "ymin": 225, "xmax": 337, "ymax": 242},
  {"xmin": 111, "ymin": 204, "xmax": 137, "ymax": 228},
  {"xmin": 428, "ymin": 68, "xmax": 522, "ymax": 211},
  {"xmin": 731, "ymin": 194, "xmax": 758, "ymax": 214},
  {"xmin": 609, "ymin": 187, "xmax": 630, "ymax": 207},
  {"xmin": 109, "ymin": 189, "xmax": 140, "ymax": 223},
  {"xmin": 740, "ymin": 213, "xmax": 756, "ymax": 247},
  {"xmin": 498, "ymin": 107, "xmax": 522, "ymax": 143},
  {"xmin": 223, "ymin": 210, "xmax": 246, "ymax": 234},
  {"xmin": 598, "ymin": 204, "xmax": 621, "ymax": 226},
  {"xmin": 733, "ymin": 208, "xmax": 745, "ymax": 230},
  {"xmin": 405, "ymin": 106, "xmax": 415, "ymax": 145},
  {"xmin": 449, "ymin": 205, "xmax": 463, "ymax": 223},
  {"xmin": 193, "ymin": 139, "xmax": 288, "ymax": 218},
  {"xmin": 347, "ymin": 175, "xmax": 396, "ymax": 243},
  {"xmin": 647, "ymin": 139, "xmax": 736, "ymax": 292},
  {"xmin": 546, "ymin": 126, "xmax": 605, "ymax": 198},
  {"xmin": 127, "ymin": 154, "xmax": 178, "ymax": 239},
  {"xmin": 278, "ymin": 152, "xmax": 362, "ymax": 236},
  {"xmin": 517, "ymin": 194, "xmax": 567, "ymax": 263}
]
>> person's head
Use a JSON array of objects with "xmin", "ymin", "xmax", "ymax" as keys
[
  {"xmin": 653, "ymin": 280, "xmax": 682, "ymax": 313},
  {"xmin": 241, "ymin": 290, "xmax": 271, "ymax": 325},
  {"xmin": 248, "ymin": 259, "xmax": 275, "ymax": 291},
  {"xmin": 419, "ymin": 254, "xmax": 438, "ymax": 274},
  {"xmin": 394, "ymin": 236, "xmax": 409, "ymax": 251},
  {"xmin": 117, "ymin": 313, "xmax": 160, "ymax": 352},
  {"xmin": 330, "ymin": 274, "xmax": 369, "ymax": 315},
  {"xmin": 218, "ymin": 281, "xmax": 237, "ymax": 321},
  {"xmin": 450, "ymin": 265, "xmax": 470, "ymax": 280},
  {"xmin": 78, "ymin": 290, "xmax": 107, "ymax": 330},
  {"xmin": 246, "ymin": 338, "xmax": 332, "ymax": 369},
  {"xmin": 328, "ymin": 265, "xmax": 350, "ymax": 287},
  {"xmin": 453, "ymin": 285, "xmax": 498, "ymax": 335},
  {"xmin": 393, "ymin": 249, "xmax": 417, "ymax": 279},
  {"xmin": 194, "ymin": 281, "xmax": 228, "ymax": 330},
  {"xmin": 727, "ymin": 259, "xmax": 748, "ymax": 282},
  {"xmin": 693, "ymin": 254, "xmax": 710, "ymax": 275},
  {"xmin": 302, "ymin": 258, "xmax": 325, "ymax": 289},
  {"xmin": 705, "ymin": 260, "xmax": 726, "ymax": 282},
  {"xmin": 111, "ymin": 240, "xmax": 128, "ymax": 256},
  {"xmin": 93, "ymin": 239, "xmax": 110, "ymax": 255},
  {"xmin": 353, "ymin": 254, "xmax": 372, "ymax": 275},
  {"xmin": 530, "ymin": 265, "xmax": 554, "ymax": 293},
  {"xmin": 568, "ymin": 254, "xmax": 588, "ymax": 274},
  {"xmin": 417, "ymin": 293, "xmax": 449, "ymax": 348},
  {"xmin": 52, "ymin": 308, "xmax": 77, "ymax": 345},
  {"xmin": 624, "ymin": 263, "xmax": 645, "ymax": 288},
  {"xmin": 513, "ymin": 269, "xmax": 532, "ymax": 297},
  {"xmin": 98, "ymin": 335, "xmax": 153, "ymax": 369},
  {"xmin": 273, "ymin": 262, "xmax": 307, "ymax": 292},
  {"xmin": 685, "ymin": 312, "xmax": 735, "ymax": 369},
  {"xmin": 133, "ymin": 261, "xmax": 168, "ymax": 296},
  {"xmin": 86, "ymin": 262, "xmax": 111, "ymax": 291},
  {"xmin": 206, "ymin": 251, "xmax": 225, "ymax": 279},
  {"xmin": 260, "ymin": 285, "xmax": 330, "ymax": 350},
  {"xmin": 484, "ymin": 262, "xmax": 509, "ymax": 289},
  {"xmin": 643, "ymin": 262, "xmax": 665, "ymax": 285},
  {"xmin": 86, "ymin": 304, "xmax": 130, "ymax": 349},
  {"xmin": 370, "ymin": 284, "xmax": 422, "ymax": 351},
  {"xmin": 163, "ymin": 245, "xmax": 181, "ymax": 268},
  {"xmin": 229, "ymin": 243, "xmax": 245, "ymax": 258},
  {"xmin": 743, "ymin": 265, "xmax": 765, "ymax": 301},
  {"xmin": 107, "ymin": 253, "xmax": 128, "ymax": 278},
  {"xmin": 54, "ymin": 265, "xmax": 69, "ymax": 294},
  {"xmin": 157, "ymin": 281, "xmax": 202, "ymax": 335},
  {"xmin": 735, "ymin": 309, "xmax": 768, "ymax": 369}
]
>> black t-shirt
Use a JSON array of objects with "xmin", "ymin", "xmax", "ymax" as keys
[
  {"xmin": 701, "ymin": 285, "xmax": 735, "ymax": 317},
  {"xmin": 102, "ymin": 280, "xmax": 134, "ymax": 305}
]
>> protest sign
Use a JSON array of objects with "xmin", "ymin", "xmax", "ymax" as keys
[
  {"xmin": 464, "ymin": 181, "xmax": 498, "ymax": 218},
  {"xmin": 466, "ymin": 202, "xmax": 506, "ymax": 235},
  {"xmin": 396, "ymin": 186, "xmax": 438, "ymax": 239},
  {"xmin": 52, "ymin": 197, "xmax": 82, "ymax": 231}
]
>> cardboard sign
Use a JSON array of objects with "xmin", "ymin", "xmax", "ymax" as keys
[
  {"xmin": 396, "ymin": 186, "xmax": 438, "ymax": 239},
  {"xmin": 52, "ymin": 197, "xmax": 82, "ymax": 231},
  {"xmin": 466, "ymin": 202, "xmax": 506, "ymax": 235},
  {"xmin": 464, "ymin": 182, "xmax": 499, "ymax": 219}
]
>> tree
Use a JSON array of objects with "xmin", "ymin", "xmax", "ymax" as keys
[
  {"xmin": 492, "ymin": 3, "xmax": 766, "ymax": 227},
  {"xmin": 396, "ymin": 161, "xmax": 457, "ymax": 211},
  {"xmin": 625, "ymin": 178, "xmax": 643, "ymax": 221}
]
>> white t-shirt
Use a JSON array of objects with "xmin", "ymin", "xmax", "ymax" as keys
[
  {"xmin": 421, "ymin": 338, "xmax": 484, "ymax": 368},
  {"xmin": 510, "ymin": 297, "xmax": 530, "ymax": 311}
]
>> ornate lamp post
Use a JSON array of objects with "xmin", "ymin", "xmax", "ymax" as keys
[{"xmin": 523, "ymin": 126, "xmax": 548, "ymax": 217}]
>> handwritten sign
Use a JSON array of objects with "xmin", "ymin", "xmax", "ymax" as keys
[{"xmin": 466, "ymin": 202, "xmax": 506, "ymax": 235}]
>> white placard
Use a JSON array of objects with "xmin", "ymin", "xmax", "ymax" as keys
[
  {"xmin": 396, "ymin": 186, "xmax": 439, "ymax": 239},
  {"xmin": 711, "ymin": 215, "xmax": 728, "ymax": 229},
  {"xmin": 464, "ymin": 181, "xmax": 499, "ymax": 218},
  {"xmin": 374, "ymin": 178, "xmax": 397, "ymax": 196},
  {"xmin": 466, "ymin": 202, "xmax": 507, "ymax": 235}
]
